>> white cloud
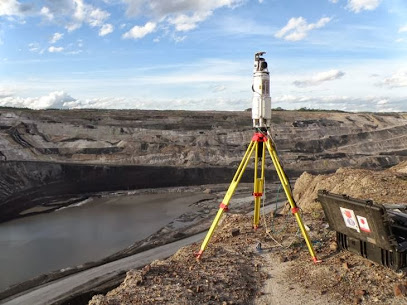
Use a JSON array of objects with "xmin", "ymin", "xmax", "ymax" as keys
[
  {"xmin": 0, "ymin": 0, "xmax": 21, "ymax": 16},
  {"xmin": 168, "ymin": 11, "xmax": 212, "ymax": 31},
  {"xmin": 65, "ymin": 0, "xmax": 110, "ymax": 32},
  {"xmin": 99, "ymin": 23, "xmax": 114, "ymax": 36},
  {"xmin": 122, "ymin": 0, "xmax": 243, "ymax": 17},
  {"xmin": 59, "ymin": 96, "xmax": 251, "ymax": 111},
  {"xmin": 49, "ymin": 32, "xmax": 63, "ymax": 44},
  {"xmin": 380, "ymin": 70, "xmax": 407, "ymax": 88},
  {"xmin": 122, "ymin": 0, "xmax": 243, "ymax": 34},
  {"xmin": 293, "ymin": 70, "xmax": 345, "ymax": 87},
  {"xmin": 2, "ymin": 91, "xmax": 405, "ymax": 112},
  {"xmin": 0, "ymin": 91, "xmax": 75, "ymax": 109},
  {"xmin": 48, "ymin": 46, "xmax": 64, "ymax": 53},
  {"xmin": 346, "ymin": 0, "xmax": 381, "ymax": 13},
  {"xmin": 28, "ymin": 42, "xmax": 40, "ymax": 52},
  {"xmin": 275, "ymin": 17, "xmax": 331, "ymax": 41},
  {"xmin": 172, "ymin": 34, "xmax": 186, "ymax": 43},
  {"xmin": 395, "ymin": 38, "xmax": 404, "ymax": 43},
  {"xmin": 272, "ymin": 95, "xmax": 404, "ymax": 112},
  {"xmin": 87, "ymin": 8, "xmax": 110, "ymax": 27},
  {"xmin": 211, "ymin": 84, "xmax": 226, "ymax": 92},
  {"xmin": 122, "ymin": 22, "xmax": 156, "ymax": 39},
  {"xmin": 399, "ymin": 25, "xmax": 407, "ymax": 33},
  {"xmin": 329, "ymin": 0, "xmax": 339, "ymax": 3},
  {"xmin": 2, "ymin": 0, "xmax": 242, "ymax": 41},
  {"xmin": 40, "ymin": 6, "xmax": 54, "ymax": 21}
]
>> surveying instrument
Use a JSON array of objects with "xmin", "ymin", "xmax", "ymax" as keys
[{"xmin": 195, "ymin": 52, "xmax": 319, "ymax": 263}]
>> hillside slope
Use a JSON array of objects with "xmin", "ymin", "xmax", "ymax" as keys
[{"xmin": 293, "ymin": 161, "xmax": 407, "ymax": 212}]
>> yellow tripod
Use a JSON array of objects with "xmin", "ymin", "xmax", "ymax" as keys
[{"xmin": 195, "ymin": 131, "xmax": 319, "ymax": 263}]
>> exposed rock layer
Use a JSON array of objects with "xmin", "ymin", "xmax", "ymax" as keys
[
  {"xmin": 1, "ymin": 109, "xmax": 407, "ymax": 169},
  {"xmin": 1, "ymin": 109, "xmax": 407, "ymax": 222}
]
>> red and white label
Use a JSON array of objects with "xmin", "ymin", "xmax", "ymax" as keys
[
  {"xmin": 357, "ymin": 216, "xmax": 371, "ymax": 233},
  {"xmin": 340, "ymin": 207, "xmax": 360, "ymax": 233}
]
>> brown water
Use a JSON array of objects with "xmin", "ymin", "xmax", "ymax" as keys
[{"xmin": 0, "ymin": 192, "xmax": 205, "ymax": 291}]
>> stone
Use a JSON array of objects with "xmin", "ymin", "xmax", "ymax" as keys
[
  {"xmin": 329, "ymin": 242, "xmax": 338, "ymax": 252},
  {"xmin": 364, "ymin": 261, "xmax": 374, "ymax": 267},
  {"xmin": 355, "ymin": 289, "xmax": 366, "ymax": 296},
  {"xmin": 280, "ymin": 256, "xmax": 288, "ymax": 263},
  {"xmin": 393, "ymin": 283, "xmax": 407, "ymax": 297},
  {"xmin": 231, "ymin": 228, "xmax": 240, "ymax": 237}
]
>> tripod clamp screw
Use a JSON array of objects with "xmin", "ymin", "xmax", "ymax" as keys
[
  {"xmin": 291, "ymin": 207, "xmax": 300, "ymax": 214},
  {"xmin": 219, "ymin": 203, "xmax": 229, "ymax": 211}
]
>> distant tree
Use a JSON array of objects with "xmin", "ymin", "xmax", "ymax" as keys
[{"xmin": 272, "ymin": 107, "xmax": 285, "ymax": 111}]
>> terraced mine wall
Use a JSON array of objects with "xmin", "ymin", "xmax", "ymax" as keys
[{"xmin": 1, "ymin": 109, "xmax": 407, "ymax": 222}]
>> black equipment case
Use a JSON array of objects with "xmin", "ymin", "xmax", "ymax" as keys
[{"xmin": 317, "ymin": 190, "xmax": 407, "ymax": 272}]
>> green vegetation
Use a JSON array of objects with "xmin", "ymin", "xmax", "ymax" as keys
[
  {"xmin": 0, "ymin": 106, "xmax": 30, "ymax": 110},
  {"xmin": 297, "ymin": 107, "xmax": 347, "ymax": 113}
]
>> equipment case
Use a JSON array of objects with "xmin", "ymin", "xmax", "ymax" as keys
[{"xmin": 317, "ymin": 190, "xmax": 407, "ymax": 272}]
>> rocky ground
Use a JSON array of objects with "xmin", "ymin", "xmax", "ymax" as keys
[
  {"xmin": 88, "ymin": 214, "xmax": 407, "ymax": 305},
  {"xmin": 88, "ymin": 162, "xmax": 407, "ymax": 305}
]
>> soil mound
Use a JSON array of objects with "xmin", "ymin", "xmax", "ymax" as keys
[{"xmin": 293, "ymin": 163, "xmax": 407, "ymax": 212}]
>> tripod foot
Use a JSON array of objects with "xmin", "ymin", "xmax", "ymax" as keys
[
  {"xmin": 194, "ymin": 250, "xmax": 204, "ymax": 260},
  {"xmin": 313, "ymin": 257, "xmax": 322, "ymax": 264}
]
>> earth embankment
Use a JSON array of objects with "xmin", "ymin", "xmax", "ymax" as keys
[{"xmin": 293, "ymin": 161, "xmax": 407, "ymax": 212}]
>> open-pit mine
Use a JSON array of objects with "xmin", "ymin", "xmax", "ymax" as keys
[{"xmin": 1, "ymin": 108, "xmax": 407, "ymax": 304}]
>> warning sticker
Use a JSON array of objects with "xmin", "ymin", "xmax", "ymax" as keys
[
  {"xmin": 340, "ymin": 207, "xmax": 360, "ymax": 233},
  {"xmin": 357, "ymin": 215, "xmax": 371, "ymax": 233}
]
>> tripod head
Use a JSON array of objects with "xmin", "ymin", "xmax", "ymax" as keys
[{"xmin": 252, "ymin": 51, "xmax": 271, "ymax": 130}]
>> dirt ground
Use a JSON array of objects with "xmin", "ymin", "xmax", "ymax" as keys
[
  {"xmin": 88, "ymin": 211, "xmax": 407, "ymax": 305},
  {"xmin": 88, "ymin": 162, "xmax": 407, "ymax": 304}
]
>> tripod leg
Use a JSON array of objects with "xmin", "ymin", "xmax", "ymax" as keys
[
  {"xmin": 253, "ymin": 141, "xmax": 265, "ymax": 229},
  {"xmin": 265, "ymin": 139, "xmax": 319, "ymax": 263},
  {"xmin": 195, "ymin": 140, "xmax": 256, "ymax": 259}
]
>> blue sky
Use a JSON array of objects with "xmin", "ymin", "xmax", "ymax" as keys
[{"xmin": 0, "ymin": 0, "xmax": 406, "ymax": 111}]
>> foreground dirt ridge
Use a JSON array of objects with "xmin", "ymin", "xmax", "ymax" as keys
[{"xmin": 89, "ymin": 163, "xmax": 407, "ymax": 305}]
